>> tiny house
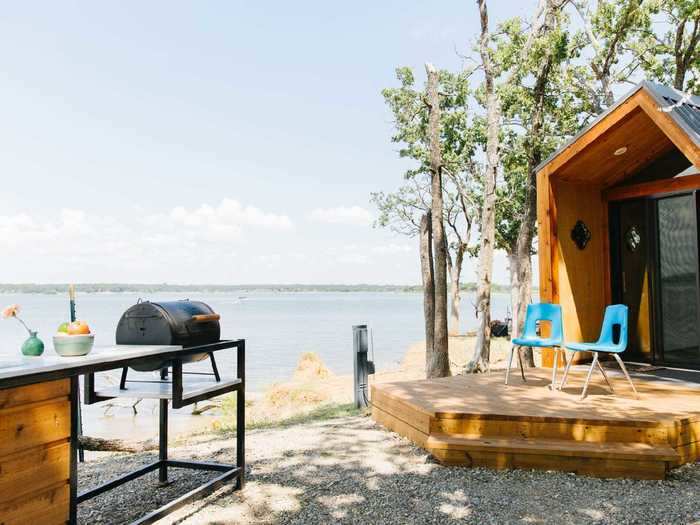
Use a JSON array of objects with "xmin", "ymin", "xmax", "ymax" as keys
[{"xmin": 537, "ymin": 81, "xmax": 700, "ymax": 368}]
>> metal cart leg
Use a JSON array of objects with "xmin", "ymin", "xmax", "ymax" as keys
[
  {"xmin": 69, "ymin": 376, "xmax": 79, "ymax": 525},
  {"xmin": 159, "ymin": 399, "xmax": 168, "ymax": 485},
  {"xmin": 236, "ymin": 341, "xmax": 245, "ymax": 489}
]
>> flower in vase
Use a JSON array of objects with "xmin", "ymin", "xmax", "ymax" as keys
[
  {"xmin": 2, "ymin": 304, "xmax": 32, "ymax": 335},
  {"xmin": 2, "ymin": 304, "xmax": 20, "ymax": 319}
]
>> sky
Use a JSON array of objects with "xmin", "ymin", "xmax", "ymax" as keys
[{"xmin": 0, "ymin": 1, "xmax": 538, "ymax": 285}]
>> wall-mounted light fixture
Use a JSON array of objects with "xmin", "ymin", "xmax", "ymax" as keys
[{"xmin": 571, "ymin": 220, "xmax": 591, "ymax": 250}]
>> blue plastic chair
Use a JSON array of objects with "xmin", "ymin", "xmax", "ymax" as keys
[
  {"xmin": 560, "ymin": 304, "xmax": 639, "ymax": 399},
  {"xmin": 506, "ymin": 303, "xmax": 563, "ymax": 387}
]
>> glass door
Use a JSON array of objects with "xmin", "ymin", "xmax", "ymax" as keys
[
  {"xmin": 611, "ymin": 199, "xmax": 653, "ymax": 361},
  {"xmin": 654, "ymin": 193, "xmax": 700, "ymax": 366}
]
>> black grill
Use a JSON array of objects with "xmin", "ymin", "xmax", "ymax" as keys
[{"xmin": 116, "ymin": 299, "xmax": 221, "ymax": 372}]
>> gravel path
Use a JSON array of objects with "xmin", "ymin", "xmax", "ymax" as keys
[{"xmin": 79, "ymin": 415, "xmax": 700, "ymax": 525}]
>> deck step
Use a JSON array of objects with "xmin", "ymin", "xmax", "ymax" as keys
[
  {"xmin": 430, "ymin": 415, "xmax": 670, "ymax": 445},
  {"xmin": 426, "ymin": 434, "xmax": 679, "ymax": 462}
]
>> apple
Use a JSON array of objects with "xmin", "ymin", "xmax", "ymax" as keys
[
  {"xmin": 57, "ymin": 322, "xmax": 69, "ymax": 334},
  {"xmin": 67, "ymin": 320, "xmax": 91, "ymax": 335}
]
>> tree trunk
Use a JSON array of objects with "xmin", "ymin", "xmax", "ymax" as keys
[
  {"xmin": 673, "ymin": 17, "xmax": 700, "ymax": 91},
  {"xmin": 79, "ymin": 435, "xmax": 157, "ymax": 453},
  {"xmin": 510, "ymin": 248, "xmax": 535, "ymax": 367},
  {"xmin": 512, "ymin": 0, "xmax": 559, "ymax": 369},
  {"xmin": 466, "ymin": 0, "xmax": 499, "ymax": 373},
  {"xmin": 420, "ymin": 212, "xmax": 436, "ymax": 377},
  {"xmin": 508, "ymin": 250, "xmax": 519, "ymax": 333},
  {"xmin": 449, "ymin": 245, "xmax": 465, "ymax": 336},
  {"xmin": 425, "ymin": 62, "xmax": 451, "ymax": 378}
]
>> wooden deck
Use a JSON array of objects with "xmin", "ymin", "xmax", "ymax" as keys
[{"xmin": 371, "ymin": 368, "xmax": 700, "ymax": 480}]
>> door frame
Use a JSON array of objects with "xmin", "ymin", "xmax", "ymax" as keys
[{"xmin": 608, "ymin": 185, "xmax": 700, "ymax": 368}]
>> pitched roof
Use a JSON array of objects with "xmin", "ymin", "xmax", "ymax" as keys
[{"xmin": 536, "ymin": 81, "xmax": 700, "ymax": 173}]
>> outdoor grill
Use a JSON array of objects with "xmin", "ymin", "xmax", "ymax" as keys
[
  {"xmin": 116, "ymin": 299, "xmax": 221, "ymax": 372},
  {"xmin": 78, "ymin": 304, "xmax": 245, "ymax": 524}
]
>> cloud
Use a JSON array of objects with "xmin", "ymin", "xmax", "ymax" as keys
[
  {"xmin": 168, "ymin": 199, "xmax": 293, "ymax": 241},
  {"xmin": 371, "ymin": 243, "xmax": 413, "ymax": 255},
  {"xmin": 308, "ymin": 206, "xmax": 373, "ymax": 226},
  {"xmin": 0, "ymin": 199, "xmax": 293, "ymax": 266}
]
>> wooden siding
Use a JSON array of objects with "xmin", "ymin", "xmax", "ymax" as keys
[
  {"xmin": 538, "ymin": 179, "xmax": 608, "ymax": 366},
  {"xmin": 537, "ymin": 84, "xmax": 700, "ymax": 369},
  {"xmin": 0, "ymin": 379, "xmax": 71, "ymax": 524}
]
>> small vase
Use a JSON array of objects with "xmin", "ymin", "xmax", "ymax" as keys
[{"xmin": 21, "ymin": 331, "xmax": 45, "ymax": 356}]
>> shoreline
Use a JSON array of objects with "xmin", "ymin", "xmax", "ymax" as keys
[{"xmin": 80, "ymin": 335, "xmax": 522, "ymax": 443}]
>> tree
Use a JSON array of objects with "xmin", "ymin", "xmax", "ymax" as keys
[
  {"xmin": 419, "ymin": 211, "xmax": 435, "ymax": 364},
  {"xmin": 467, "ymin": 0, "xmax": 568, "ymax": 372},
  {"xmin": 502, "ymin": 2, "xmax": 574, "ymax": 367},
  {"xmin": 374, "ymin": 66, "xmax": 478, "ymax": 375},
  {"xmin": 467, "ymin": 0, "xmax": 501, "ymax": 373},
  {"xmin": 632, "ymin": 0, "xmax": 700, "ymax": 92},
  {"xmin": 573, "ymin": 0, "xmax": 653, "ymax": 112},
  {"xmin": 425, "ymin": 63, "xmax": 451, "ymax": 377}
]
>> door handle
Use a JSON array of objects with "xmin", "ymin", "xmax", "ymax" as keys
[{"xmin": 622, "ymin": 271, "xmax": 627, "ymax": 294}]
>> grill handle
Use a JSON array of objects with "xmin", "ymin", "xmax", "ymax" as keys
[{"xmin": 191, "ymin": 314, "xmax": 221, "ymax": 323}]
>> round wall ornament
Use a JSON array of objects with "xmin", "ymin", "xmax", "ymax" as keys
[
  {"xmin": 625, "ymin": 225, "xmax": 641, "ymax": 252},
  {"xmin": 571, "ymin": 220, "xmax": 591, "ymax": 250}
]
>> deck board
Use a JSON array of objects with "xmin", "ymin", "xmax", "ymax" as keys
[{"xmin": 371, "ymin": 368, "xmax": 700, "ymax": 479}]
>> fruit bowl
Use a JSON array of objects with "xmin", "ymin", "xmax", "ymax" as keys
[{"xmin": 53, "ymin": 334, "xmax": 95, "ymax": 357}]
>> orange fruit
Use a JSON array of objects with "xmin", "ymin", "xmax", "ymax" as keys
[{"xmin": 67, "ymin": 321, "xmax": 91, "ymax": 335}]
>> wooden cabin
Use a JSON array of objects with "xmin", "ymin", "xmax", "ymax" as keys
[
  {"xmin": 537, "ymin": 81, "xmax": 700, "ymax": 369},
  {"xmin": 371, "ymin": 83, "xmax": 700, "ymax": 480}
]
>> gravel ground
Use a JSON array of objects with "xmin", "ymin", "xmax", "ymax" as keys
[{"xmin": 79, "ymin": 415, "xmax": 700, "ymax": 525}]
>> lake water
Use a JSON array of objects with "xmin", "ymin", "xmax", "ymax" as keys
[
  {"xmin": 0, "ymin": 291, "xmax": 511, "ymax": 437},
  {"xmin": 0, "ymin": 291, "xmax": 511, "ymax": 390}
]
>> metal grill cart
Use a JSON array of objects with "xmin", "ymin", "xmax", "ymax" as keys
[{"xmin": 82, "ymin": 340, "xmax": 245, "ymax": 524}]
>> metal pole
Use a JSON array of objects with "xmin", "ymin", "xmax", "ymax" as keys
[
  {"xmin": 69, "ymin": 285, "xmax": 85, "ymax": 464},
  {"xmin": 69, "ymin": 376, "xmax": 79, "ymax": 524},
  {"xmin": 159, "ymin": 367, "xmax": 169, "ymax": 485},
  {"xmin": 236, "ymin": 341, "xmax": 245, "ymax": 489},
  {"xmin": 353, "ymin": 325, "xmax": 369, "ymax": 408}
]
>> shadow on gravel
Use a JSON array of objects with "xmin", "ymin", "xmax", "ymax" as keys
[{"xmin": 158, "ymin": 415, "xmax": 700, "ymax": 525}]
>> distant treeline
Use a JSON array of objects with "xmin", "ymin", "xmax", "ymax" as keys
[{"xmin": 0, "ymin": 283, "xmax": 517, "ymax": 294}]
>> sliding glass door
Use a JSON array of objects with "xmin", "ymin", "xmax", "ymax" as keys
[
  {"xmin": 611, "ymin": 191, "xmax": 700, "ymax": 368},
  {"xmin": 655, "ymin": 193, "xmax": 700, "ymax": 366}
]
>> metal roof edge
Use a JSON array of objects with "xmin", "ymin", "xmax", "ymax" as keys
[{"xmin": 641, "ymin": 81, "xmax": 700, "ymax": 149}]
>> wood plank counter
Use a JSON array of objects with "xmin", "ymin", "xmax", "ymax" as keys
[
  {"xmin": 0, "ymin": 345, "xmax": 179, "ymax": 525},
  {"xmin": 0, "ymin": 379, "xmax": 71, "ymax": 524}
]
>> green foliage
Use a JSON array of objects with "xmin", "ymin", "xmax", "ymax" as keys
[
  {"xmin": 380, "ymin": 66, "xmax": 478, "ymax": 182},
  {"xmin": 489, "ymin": 7, "xmax": 584, "ymax": 253},
  {"xmin": 377, "ymin": 0, "xmax": 700, "ymax": 273},
  {"xmin": 373, "ymin": 66, "xmax": 480, "ymax": 247},
  {"xmin": 630, "ymin": 0, "xmax": 700, "ymax": 92}
]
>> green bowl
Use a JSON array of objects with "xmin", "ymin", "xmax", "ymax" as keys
[{"xmin": 53, "ymin": 334, "xmax": 95, "ymax": 357}]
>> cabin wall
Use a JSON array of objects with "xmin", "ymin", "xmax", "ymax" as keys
[
  {"xmin": 553, "ymin": 179, "xmax": 608, "ymax": 343},
  {"xmin": 538, "ymin": 174, "xmax": 609, "ymax": 366}
]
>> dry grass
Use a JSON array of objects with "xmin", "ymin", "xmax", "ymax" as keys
[{"xmin": 217, "ymin": 336, "xmax": 519, "ymax": 432}]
